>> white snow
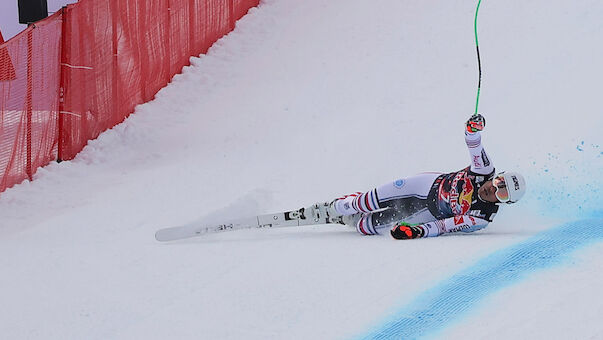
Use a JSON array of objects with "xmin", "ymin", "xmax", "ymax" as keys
[{"xmin": 1, "ymin": 0, "xmax": 602, "ymax": 339}]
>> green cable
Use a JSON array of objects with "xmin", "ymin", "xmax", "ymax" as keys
[{"xmin": 473, "ymin": 0, "xmax": 482, "ymax": 116}]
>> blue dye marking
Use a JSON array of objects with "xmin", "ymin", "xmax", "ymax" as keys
[{"xmin": 357, "ymin": 215, "xmax": 603, "ymax": 340}]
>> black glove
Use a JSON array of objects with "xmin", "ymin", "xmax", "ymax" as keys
[
  {"xmin": 390, "ymin": 222, "xmax": 425, "ymax": 240},
  {"xmin": 466, "ymin": 114, "xmax": 486, "ymax": 133}
]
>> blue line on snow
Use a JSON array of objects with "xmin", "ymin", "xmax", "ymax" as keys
[{"xmin": 358, "ymin": 216, "xmax": 603, "ymax": 340}]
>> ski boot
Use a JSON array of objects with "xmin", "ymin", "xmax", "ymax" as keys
[{"xmin": 300, "ymin": 201, "xmax": 345, "ymax": 224}]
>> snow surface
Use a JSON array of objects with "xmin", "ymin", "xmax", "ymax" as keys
[{"xmin": 1, "ymin": 0, "xmax": 602, "ymax": 339}]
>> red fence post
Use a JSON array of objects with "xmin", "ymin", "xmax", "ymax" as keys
[
  {"xmin": 26, "ymin": 28, "xmax": 33, "ymax": 181},
  {"xmin": 166, "ymin": 0, "xmax": 172, "ymax": 83},
  {"xmin": 111, "ymin": 0, "xmax": 119, "ymax": 125},
  {"xmin": 58, "ymin": 7, "xmax": 68, "ymax": 162}
]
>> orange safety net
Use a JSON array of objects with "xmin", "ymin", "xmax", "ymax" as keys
[
  {"xmin": 60, "ymin": 0, "xmax": 260, "ymax": 160},
  {"xmin": 0, "ymin": 13, "xmax": 62, "ymax": 193},
  {"xmin": 0, "ymin": 0, "xmax": 259, "ymax": 193}
]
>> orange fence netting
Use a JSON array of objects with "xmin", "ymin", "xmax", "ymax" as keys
[
  {"xmin": 0, "ymin": 0, "xmax": 259, "ymax": 194},
  {"xmin": 0, "ymin": 12, "xmax": 62, "ymax": 193}
]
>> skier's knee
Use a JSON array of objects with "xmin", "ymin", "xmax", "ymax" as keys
[{"xmin": 334, "ymin": 190, "xmax": 381, "ymax": 215}]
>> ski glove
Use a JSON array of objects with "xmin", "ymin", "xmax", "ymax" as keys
[
  {"xmin": 390, "ymin": 222, "xmax": 425, "ymax": 240},
  {"xmin": 466, "ymin": 114, "xmax": 486, "ymax": 133}
]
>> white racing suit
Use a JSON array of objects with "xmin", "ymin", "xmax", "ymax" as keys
[{"xmin": 333, "ymin": 131, "xmax": 499, "ymax": 237}]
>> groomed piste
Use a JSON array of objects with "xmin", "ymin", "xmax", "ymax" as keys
[{"xmin": 1, "ymin": 0, "xmax": 602, "ymax": 339}]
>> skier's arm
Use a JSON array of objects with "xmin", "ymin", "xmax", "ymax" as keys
[
  {"xmin": 465, "ymin": 115, "xmax": 494, "ymax": 175},
  {"xmin": 390, "ymin": 215, "xmax": 489, "ymax": 239}
]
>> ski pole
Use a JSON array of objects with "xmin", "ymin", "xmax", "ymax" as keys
[{"xmin": 473, "ymin": 0, "xmax": 482, "ymax": 116}]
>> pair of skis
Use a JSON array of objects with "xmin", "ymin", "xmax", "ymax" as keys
[{"xmin": 155, "ymin": 202, "xmax": 339, "ymax": 242}]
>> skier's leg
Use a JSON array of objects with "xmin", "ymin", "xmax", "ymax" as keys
[
  {"xmin": 335, "ymin": 172, "xmax": 441, "ymax": 236},
  {"xmin": 331, "ymin": 191, "xmax": 379, "ymax": 216},
  {"xmin": 332, "ymin": 172, "xmax": 441, "ymax": 216},
  {"xmin": 338, "ymin": 212, "xmax": 382, "ymax": 235},
  {"xmin": 376, "ymin": 172, "xmax": 441, "ymax": 207},
  {"xmin": 354, "ymin": 213, "xmax": 394, "ymax": 236}
]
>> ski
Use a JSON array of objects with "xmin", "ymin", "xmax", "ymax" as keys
[{"xmin": 155, "ymin": 202, "xmax": 338, "ymax": 242}]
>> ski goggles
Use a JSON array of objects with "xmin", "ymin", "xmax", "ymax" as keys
[{"xmin": 492, "ymin": 175, "xmax": 510, "ymax": 203}]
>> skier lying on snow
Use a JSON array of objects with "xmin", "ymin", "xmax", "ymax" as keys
[{"xmin": 323, "ymin": 114, "xmax": 526, "ymax": 240}]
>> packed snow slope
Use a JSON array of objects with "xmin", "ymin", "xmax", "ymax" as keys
[{"xmin": 1, "ymin": 0, "xmax": 602, "ymax": 339}]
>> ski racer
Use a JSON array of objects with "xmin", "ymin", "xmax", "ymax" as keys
[{"xmin": 325, "ymin": 114, "xmax": 526, "ymax": 240}]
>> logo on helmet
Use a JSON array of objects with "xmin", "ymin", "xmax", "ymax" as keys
[{"xmin": 512, "ymin": 176, "xmax": 520, "ymax": 190}]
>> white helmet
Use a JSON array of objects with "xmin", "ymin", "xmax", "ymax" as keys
[{"xmin": 493, "ymin": 171, "xmax": 526, "ymax": 204}]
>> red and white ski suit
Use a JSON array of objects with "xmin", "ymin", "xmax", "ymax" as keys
[{"xmin": 334, "ymin": 130, "xmax": 499, "ymax": 237}]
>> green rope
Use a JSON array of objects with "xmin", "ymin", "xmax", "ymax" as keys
[{"xmin": 473, "ymin": 0, "xmax": 482, "ymax": 116}]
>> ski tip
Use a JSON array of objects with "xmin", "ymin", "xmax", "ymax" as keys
[
  {"xmin": 154, "ymin": 230, "xmax": 167, "ymax": 242},
  {"xmin": 155, "ymin": 229, "xmax": 177, "ymax": 242},
  {"xmin": 155, "ymin": 225, "xmax": 200, "ymax": 242}
]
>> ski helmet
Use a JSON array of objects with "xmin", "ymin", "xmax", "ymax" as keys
[{"xmin": 492, "ymin": 171, "xmax": 526, "ymax": 204}]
